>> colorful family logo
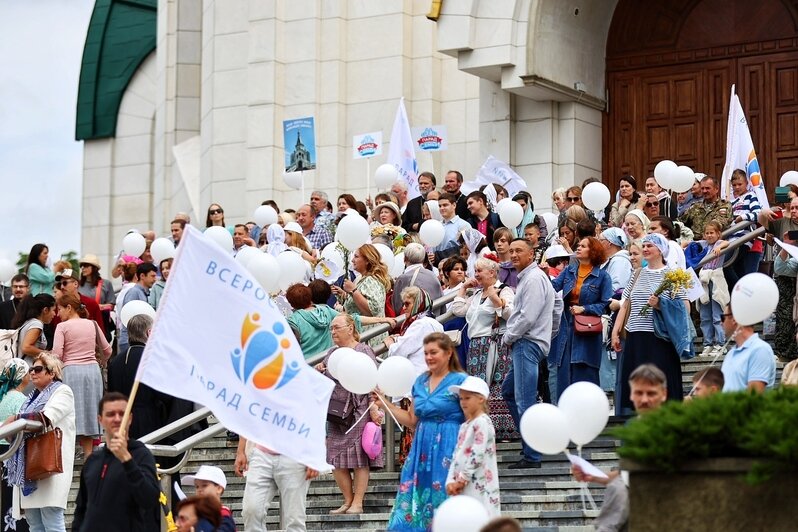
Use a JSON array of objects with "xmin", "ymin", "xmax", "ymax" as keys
[
  {"xmin": 356, "ymin": 135, "xmax": 379, "ymax": 157},
  {"xmin": 230, "ymin": 313, "xmax": 301, "ymax": 390},
  {"xmin": 746, "ymin": 149, "xmax": 762, "ymax": 188},
  {"xmin": 416, "ymin": 127, "xmax": 443, "ymax": 151}
]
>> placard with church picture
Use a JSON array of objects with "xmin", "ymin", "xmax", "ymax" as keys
[{"xmin": 283, "ymin": 117, "xmax": 317, "ymax": 172}]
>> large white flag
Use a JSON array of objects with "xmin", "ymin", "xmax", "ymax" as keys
[
  {"xmin": 387, "ymin": 97, "xmax": 420, "ymax": 199},
  {"xmin": 461, "ymin": 155, "xmax": 529, "ymax": 198},
  {"xmin": 136, "ymin": 226, "xmax": 334, "ymax": 470},
  {"xmin": 721, "ymin": 85, "xmax": 769, "ymax": 208}
]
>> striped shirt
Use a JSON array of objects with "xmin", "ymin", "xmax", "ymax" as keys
[
  {"xmin": 622, "ymin": 266, "xmax": 686, "ymax": 333},
  {"xmin": 730, "ymin": 191, "xmax": 761, "ymax": 247}
]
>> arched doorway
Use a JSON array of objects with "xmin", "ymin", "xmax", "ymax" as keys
[{"xmin": 603, "ymin": 0, "xmax": 798, "ymax": 196}]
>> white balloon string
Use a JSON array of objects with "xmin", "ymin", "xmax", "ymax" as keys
[
  {"xmin": 376, "ymin": 394, "xmax": 403, "ymax": 432},
  {"xmin": 344, "ymin": 401, "xmax": 374, "ymax": 435},
  {"xmin": 687, "ymin": 326, "xmax": 740, "ymax": 398}
]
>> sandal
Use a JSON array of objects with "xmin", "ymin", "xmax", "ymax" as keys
[{"xmin": 329, "ymin": 504, "xmax": 351, "ymax": 515}]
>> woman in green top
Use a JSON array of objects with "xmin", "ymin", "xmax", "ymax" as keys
[
  {"xmin": 0, "ymin": 358, "xmax": 31, "ymax": 531},
  {"xmin": 25, "ymin": 244, "xmax": 56, "ymax": 296}
]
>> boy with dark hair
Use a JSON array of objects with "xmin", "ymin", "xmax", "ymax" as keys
[{"xmin": 690, "ymin": 367, "xmax": 724, "ymax": 398}]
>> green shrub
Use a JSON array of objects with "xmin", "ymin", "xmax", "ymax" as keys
[{"xmin": 612, "ymin": 387, "xmax": 798, "ymax": 482}]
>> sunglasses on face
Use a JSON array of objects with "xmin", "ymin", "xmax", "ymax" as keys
[
  {"xmin": 30, "ymin": 366, "xmax": 46, "ymax": 374},
  {"xmin": 646, "ymin": 202, "xmax": 659, "ymax": 207},
  {"xmin": 720, "ymin": 313, "xmax": 733, "ymax": 322},
  {"xmin": 566, "ymin": 197, "xmax": 581, "ymax": 202},
  {"xmin": 209, "ymin": 209, "xmax": 223, "ymax": 215}
]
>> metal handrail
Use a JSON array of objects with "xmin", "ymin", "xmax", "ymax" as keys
[
  {"xmin": 695, "ymin": 226, "xmax": 766, "ymax": 270},
  {"xmin": 139, "ymin": 407, "xmax": 212, "ymax": 445},
  {"xmin": 0, "ymin": 419, "xmax": 43, "ymax": 461},
  {"xmin": 720, "ymin": 219, "xmax": 755, "ymax": 239}
]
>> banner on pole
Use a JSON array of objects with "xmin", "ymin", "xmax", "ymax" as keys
[
  {"xmin": 387, "ymin": 98, "xmax": 420, "ymax": 199},
  {"xmin": 461, "ymin": 155, "xmax": 529, "ymax": 198},
  {"xmin": 283, "ymin": 117, "xmax": 317, "ymax": 173},
  {"xmin": 352, "ymin": 132, "xmax": 383, "ymax": 159},
  {"xmin": 137, "ymin": 226, "xmax": 334, "ymax": 470}
]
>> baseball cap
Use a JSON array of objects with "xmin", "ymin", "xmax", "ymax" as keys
[
  {"xmin": 283, "ymin": 222, "xmax": 303, "ymax": 234},
  {"xmin": 54, "ymin": 269, "xmax": 80, "ymax": 282},
  {"xmin": 448, "ymin": 376, "xmax": 489, "ymax": 399},
  {"xmin": 181, "ymin": 465, "xmax": 227, "ymax": 489},
  {"xmin": 543, "ymin": 244, "xmax": 572, "ymax": 261}
]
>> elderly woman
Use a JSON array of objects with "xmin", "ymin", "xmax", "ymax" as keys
[
  {"xmin": 624, "ymin": 209, "xmax": 650, "ymax": 244},
  {"xmin": 6, "ymin": 353, "xmax": 75, "ymax": 531},
  {"xmin": 315, "ymin": 314, "xmax": 383, "ymax": 515},
  {"xmin": 0, "ymin": 359, "xmax": 31, "ymax": 530},
  {"xmin": 331, "ymin": 244, "xmax": 392, "ymax": 347},
  {"xmin": 375, "ymin": 333, "xmax": 466, "ymax": 531},
  {"xmin": 611, "ymin": 233, "xmax": 686, "ymax": 415},
  {"xmin": 384, "ymin": 287, "xmax": 443, "ymax": 376},
  {"xmin": 550, "ymin": 237, "xmax": 613, "ymax": 399},
  {"xmin": 451, "ymin": 257, "xmax": 516, "ymax": 439}
]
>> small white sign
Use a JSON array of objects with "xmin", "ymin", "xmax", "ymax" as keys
[
  {"xmin": 411, "ymin": 125, "xmax": 448, "ymax": 152},
  {"xmin": 685, "ymin": 267, "xmax": 705, "ymax": 302},
  {"xmin": 775, "ymin": 237, "xmax": 798, "ymax": 260},
  {"xmin": 566, "ymin": 453, "xmax": 609, "ymax": 479},
  {"xmin": 352, "ymin": 131, "xmax": 383, "ymax": 159}
]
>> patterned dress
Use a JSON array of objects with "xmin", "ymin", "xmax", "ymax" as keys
[
  {"xmin": 387, "ymin": 372, "xmax": 466, "ymax": 531},
  {"xmin": 343, "ymin": 275, "xmax": 387, "ymax": 348},
  {"xmin": 445, "ymin": 414, "xmax": 500, "ymax": 517}
]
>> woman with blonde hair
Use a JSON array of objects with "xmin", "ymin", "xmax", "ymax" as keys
[{"xmin": 331, "ymin": 244, "xmax": 392, "ymax": 347}]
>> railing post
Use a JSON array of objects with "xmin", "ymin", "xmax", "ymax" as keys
[{"xmin": 386, "ymin": 421, "xmax": 396, "ymax": 472}]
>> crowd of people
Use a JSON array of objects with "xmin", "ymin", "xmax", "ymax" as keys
[{"xmin": 0, "ymin": 166, "xmax": 792, "ymax": 531}]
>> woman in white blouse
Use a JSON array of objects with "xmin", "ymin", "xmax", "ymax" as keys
[
  {"xmin": 383, "ymin": 287, "xmax": 443, "ymax": 376},
  {"xmin": 451, "ymin": 257, "xmax": 516, "ymax": 440}
]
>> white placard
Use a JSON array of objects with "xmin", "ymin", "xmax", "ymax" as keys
[
  {"xmin": 411, "ymin": 125, "xmax": 448, "ymax": 152},
  {"xmin": 685, "ymin": 267, "xmax": 705, "ymax": 303},
  {"xmin": 775, "ymin": 237, "xmax": 798, "ymax": 260},
  {"xmin": 566, "ymin": 453, "xmax": 609, "ymax": 479},
  {"xmin": 352, "ymin": 131, "xmax": 382, "ymax": 159}
]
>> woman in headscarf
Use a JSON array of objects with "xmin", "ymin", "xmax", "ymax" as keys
[
  {"xmin": 624, "ymin": 209, "xmax": 650, "ymax": 245},
  {"xmin": 511, "ymin": 192, "xmax": 536, "ymax": 238},
  {"xmin": 262, "ymin": 224, "xmax": 289, "ymax": 256},
  {"xmin": 0, "ymin": 359, "xmax": 31, "ymax": 532}
]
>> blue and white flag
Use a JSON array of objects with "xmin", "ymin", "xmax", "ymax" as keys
[
  {"xmin": 387, "ymin": 97, "xmax": 420, "ymax": 199},
  {"xmin": 136, "ymin": 226, "xmax": 334, "ymax": 470},
  {"xmin": 721, "ymin": 85, "xmax": 769, "ymax": 209},
  {"xmin": 461, "ymin": 155, "xmax": 529, "ymax": 198}
]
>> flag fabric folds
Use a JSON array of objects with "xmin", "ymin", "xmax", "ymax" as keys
[
  {"xmin": 461, "ymin": 155, "xmax": 529, "ymax": 198},
  {"xmin": 136, "ymin": 226, "xmax": 334, "ymax": 470},
  {"xmin": 721, "ymin": 85, "xmax": 770, "ymax": 209},
  {"xmin": 387, "ymin": 97, "xmax": 420, "ymax": 199}
]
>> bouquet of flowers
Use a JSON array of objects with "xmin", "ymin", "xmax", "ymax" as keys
[
  {"xmin": 639, "ymin": 268, "xmax": 693, "ymax": 316},
  {"xmin": 370, "ymin": 224, "xmax": 408, "ymax": 252}
]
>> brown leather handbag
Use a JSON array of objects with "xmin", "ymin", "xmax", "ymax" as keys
[
  {"xmin": 25, "ymin": 416, "xmax": 63, "ymax": 481},
  {"xmin": 574, "ymin": 315, "xmax": 602, "ymax": 335}
]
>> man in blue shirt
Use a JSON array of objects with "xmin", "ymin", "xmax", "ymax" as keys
[
  {"xmin": 430, "ymin": 193, "xmax": 470, "ymax": 265},
  {"xmin": 720, "ymin": 305, "xmax": 776, "ymax": 392}
]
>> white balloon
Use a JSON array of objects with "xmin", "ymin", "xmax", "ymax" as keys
[
  {"xmin": 235, "ymin": 246, "xmax": 261, "ymax": 269},
  {"xmin": 337, "ymin": 352, "xmax": 378, "ymax": 394},
  {"xmin": 275, "ymin": 251, "xmax": 307, "ymax": 291},
  {"xmin": 321, "ymin": 243, "xmax": 346, "ymax": 270},
  {"xmin": 731, "ymin": 272, "xmax": 779, "ymax": 326},
  {"xmin": 120, "ymin": 300, "xmax": 156, "ymax": 327},
  {"xmin": 780, "ymin": 170, "xmax": 798, "ymax": 188},
  {"xmin": 204, "ymin": 226, "xmax": 233, "ymax": 251},
  {"xmin": 496, "ymin": 198, "xmax": 512, "ymax": 213},
  {"xmin": 327, "ymin": 347, "xmax": 357, "ymax": 380},
  {"xmin": 336, "ymin": 215, "xmax": 370, "ymax": 251},
  {"xmin": 419, "ymin": 220, "xmax": 445, "ymax": 247},
  {"xmin": 654, "ymin": 160, "xmax": 677, "ymax": 190},
  {"xmin": 245, "ymin": 252, "xmax": 281, "ymax": 292},
  {"xmin": 391, "ymin": 251, "xmax": 406, "ymax": 278},
  {"xmin": 253, "ymin": 205, "xmax": 278, "ymax": 227},
  {"xmin": 150, "ymin": 238, "xmax": 176, "ymax": 265},
  {"xmin": 432, "ymin": 495, "xmax": 490, "ymax": 532},
  {"xmin": 0, "ymin": 258, "xmax": 16, "ymax": 284},
  {"xmin": 374, "ymin": 164, "xmax": 398, "ymax": 189},
  {"xmin": 284, "ymin": 172, "xmax": 303, "ymax": 190},
  {"xmin": 376, "ymin": 357, "xmax": 416, "ymax": 397},
  {"xmin": 557, "ymin": 381, "xmax": 610, "ymax": 446},
  {"xmin": 671, "ymin": 165, "xmax": 696, "ymax": 193},
  {"xmin": 373, "ymin": 243, "xmax": 395, "ymax": 271},
  {"xmin": 520, "ymin": 403, "xmax": 570, "ymax": 455},
  {"xmin": 122, "ymin": 232, "xmax": 147, "ymax": 258},
  {"xmin": 582, "ymin": 182, "xmax": 611, "ymax": 211},
  {"xmin": 499, "ymin": 200, "xmax": 524, "ymax": 228}
]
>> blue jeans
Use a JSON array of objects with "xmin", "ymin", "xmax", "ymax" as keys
[
  {"xmin": 501, "ymin": 338, "xmax": 543, "ymax": 463},
  {"xmin": 699, "ymin": 281, "xmax": 725, "ymax": 346},
  {"xmin": 25, "ymin": 506, "xmax": 65, "ymax": 532}
]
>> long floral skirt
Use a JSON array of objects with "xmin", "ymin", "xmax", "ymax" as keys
[{"xmin": 466, "ymin": 336, "xmax": 518, "ymax": 440}]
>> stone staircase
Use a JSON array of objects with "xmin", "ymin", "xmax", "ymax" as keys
[{"xmin": 61, "ymin": 336, "xmax": 783, "ymax": 531}]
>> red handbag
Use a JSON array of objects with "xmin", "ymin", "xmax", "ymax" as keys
[{"xmin": 574, "ymin": 315, "xmax": 602, "ymax": 335}]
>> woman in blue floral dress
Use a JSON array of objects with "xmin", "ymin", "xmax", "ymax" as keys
[{"xmin": 374, "ymin": 332, "xmax": 466, "ymax": 531}]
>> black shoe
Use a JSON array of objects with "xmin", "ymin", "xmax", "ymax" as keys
[
  {"xmin": 226, "ymin": 430, "xmax": 239, "ymax": 442},
  {"xmin": 508, "ymin": 458, "xmax": 542, "ymax": 469}
]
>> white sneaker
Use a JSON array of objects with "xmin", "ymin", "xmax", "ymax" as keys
[
  {"xmin": 700, "ymin": 345, "xmax": 713, "ymax": 357},
  {"xmin": 711, "ymin": 345, "xmax": 726, "ymax": 356}
]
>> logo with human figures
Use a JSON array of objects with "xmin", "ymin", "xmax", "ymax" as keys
[{"xmin": 231, "ymin": 313, "xmax": 301, "ymax": 390}]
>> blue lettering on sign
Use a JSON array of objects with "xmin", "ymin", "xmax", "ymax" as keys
[{"xmin": 205, "ymin": 260, "xmax": 270, "ymax": 303}]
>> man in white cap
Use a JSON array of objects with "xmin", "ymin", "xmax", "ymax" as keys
[{"xmin": 181, "ymin": 465, "xmax": 236, "ymax": 531}]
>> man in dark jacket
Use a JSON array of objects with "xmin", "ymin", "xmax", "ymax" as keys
[
  {"xmin": 72, "ymin": 392, "xmax": 161, "ymax": 531},
  {"xmin": 465, "ymin": 190, "xmax": 503, "ymax": 245}
]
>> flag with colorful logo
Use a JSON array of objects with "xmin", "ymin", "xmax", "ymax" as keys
[
  {"xmin": 721, "ymin": 85, "xmax": 769, "ymax": 208},
  {"xmin": 136, "ymin": 226, "xmax": 334, "ymax": 470},
  {"xmin": 387, "ymin": 97, "xmax": 420, "ymax": 199}
]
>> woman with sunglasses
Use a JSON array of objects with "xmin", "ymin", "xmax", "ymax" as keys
[
  {"xmin": 24, "ymin": 244, "xmax": 56, "ymax": 296},
  {"xmin": 11, "ymin": 294, "xmax": 57, "ymax": 369},
  {"xmin": 5, "ymin": 354, "xmax": 76, "ymax": 532},
  {"xmin": 608, "ymin": 175, "xmax": 641, "ymax": 227},
  {"xmin": 204, "ymin": 203, "xmax": 234, "ymax": 235}
]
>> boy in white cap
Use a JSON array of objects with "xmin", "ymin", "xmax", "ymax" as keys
[
  {"xmin": 445, "ymin": 376, "xmax": 500, "ymax": 516},
  {"xmin": 181, "ymin": 465, "xmax": 237, "ymax": 531}
]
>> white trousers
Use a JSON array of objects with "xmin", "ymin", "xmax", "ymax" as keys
[{"xmin": 241, "ymin": 448, "xmax": 310, "ymax": 532}]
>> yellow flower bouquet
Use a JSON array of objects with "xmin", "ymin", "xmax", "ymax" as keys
[{"xmin": 639, "ymin": 268, "xmax": 693, "ymax": 316}]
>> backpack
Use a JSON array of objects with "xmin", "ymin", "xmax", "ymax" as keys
[
  {"xmin": 782, "ymin": 359, "xmax": 798, "ymax": 387},
  {"xmin": 0, "ymin": 328, "xmax": 21, "ymax": 366}
]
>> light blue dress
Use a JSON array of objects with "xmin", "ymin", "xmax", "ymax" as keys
[{"xmin": 387, "ymin": 371, "xmax": 466, "ymax": 531}]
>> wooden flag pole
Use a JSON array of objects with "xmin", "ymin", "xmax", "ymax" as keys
[{"xmin": 119, "ymin": 379, "xmax": 141, "ymax": 438}]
